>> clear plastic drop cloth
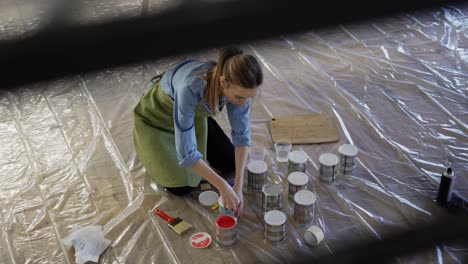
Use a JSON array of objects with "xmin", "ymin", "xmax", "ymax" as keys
[{"xmin": 1, "ymin": 1, "xmax": 467, "ymax": 263}]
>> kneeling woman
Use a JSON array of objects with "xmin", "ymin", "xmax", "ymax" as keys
[{"xmin": 133, "ymin": 47, "xmax": 263, "ymax": 217}]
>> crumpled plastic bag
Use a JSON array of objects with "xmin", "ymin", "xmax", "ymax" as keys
[{"xmin": 62, "ymin": 225, "xmax": 111, "ymax": 264}]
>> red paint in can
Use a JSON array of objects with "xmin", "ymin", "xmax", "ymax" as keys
[{"xmin": 216, "ymin": 215, "xmax": 236, "ymax": 228}]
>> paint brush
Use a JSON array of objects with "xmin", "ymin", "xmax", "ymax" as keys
[{"xmin": 154, "ymin": 209, "xmax": 192, "ymax": 236}]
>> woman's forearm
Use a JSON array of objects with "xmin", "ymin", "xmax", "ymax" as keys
[
  {"xmin": 191, "ymin": 159, "xmax": 230, "ymax": 191},
  {"xmin": 234, "ymin": 146, "xmax": 249, "ymax": 192}
]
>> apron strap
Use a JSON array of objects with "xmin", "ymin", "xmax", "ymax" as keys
[
  {"xmin": 151, "ymin": 73, "xmax": 164, "ymax": 83},
  {"xmin": 170, "ymin": 59, "xmax": 197, "ymax": 95}
]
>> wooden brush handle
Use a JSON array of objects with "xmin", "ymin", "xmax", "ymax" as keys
[{"xmin": 155, "ymin": 209, "xmax": 176, "ymax": 223}]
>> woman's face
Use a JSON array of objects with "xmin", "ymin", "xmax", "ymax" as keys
[
  {"xmin": 221, "ymin": 76, "xmax": 258, "ymax": 106},
  {"xmin": 224, "ymin": 84, "xmax": 258, "ymax": 106}
]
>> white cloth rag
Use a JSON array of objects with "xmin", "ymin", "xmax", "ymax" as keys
[{"xmin": 62, "ymin": 225, "xmax": 111, "ymax": 264}]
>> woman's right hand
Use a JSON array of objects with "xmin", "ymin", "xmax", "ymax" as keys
[
  {"xmin": 219, "ymin": 182, "xmax": 240, "ymax": 214},
  {"xmin": 190, "ymin": 160, "xmax": 240, "ymax": 213}
]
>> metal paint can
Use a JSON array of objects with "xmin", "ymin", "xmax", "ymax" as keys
[
  {"xmin": 319, "ymin": 153, "xmax": 339, "ymax": 182},
  {"xmin": 288, "ymin": 150, "xmax": 308, "ymax": 173},
  {"xmin": 294, "ymin": 190, "xmax": 316, "ymax": 225},
  {"xmin": 287, "ymin": 172, "xmax": 309, "ymax": 200},
  {"xmin": 248, "ymin": 161, "xmax": 268, "ymax": 192},
  {"xmin": 215, "ymin": 215, "xmax": 238, "ymax": 246},
  {"xmin": 338, "ymin": 144, "xmax": 358, "ymax": 176},
  {"xmin": 264, "ymin": 210, "xmax": 287, "ymax": 243},
  {"xmin": 262, "ymin": 183, "xmax": 283, "ymax": 212}
]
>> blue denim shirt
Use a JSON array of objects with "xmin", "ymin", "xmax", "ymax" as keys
[{"xmin": 160, "ymin": 60, "xmax": 251, "ymax": 168}]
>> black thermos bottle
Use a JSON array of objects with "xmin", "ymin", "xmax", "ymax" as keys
[{"xmin": 436, "ymin": 167, "xmax": 454, "ymax": 206}]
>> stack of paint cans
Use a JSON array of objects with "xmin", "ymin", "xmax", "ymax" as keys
[
  {"xmin": 294, "ymin": 190, "xmax": 316, "ymax": 225},
  {"xmin": 262, "ymin": 183, "xmax": 283, "ymax": 211},
  {"xmin": 318, "ymin": 153, "xmax": 339, "ymax": 183},
  {"xmin": 264, "ymin": 210, "xmax": 287, "ymax": 243},
  {"xmin": 287, "ymin": 172, "xmax": 309, "ymax": 200},
  {"xmin": 338, "ymin": 144, "xmax": 358, "ymax": 176},
  {"xmin": 288, "ymin": 150, "xmax": 308, "ymax": 173},
  {"xmin": 247, "ymin": 161, "xmax": 267, "ymax": 192}
]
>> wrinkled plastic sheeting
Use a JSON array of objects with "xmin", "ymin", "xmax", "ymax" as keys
[{"xmin": 1, "ymin": 1, "xmax": 467, "ymax": 263}]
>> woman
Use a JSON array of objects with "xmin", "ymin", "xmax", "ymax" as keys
[{"xmin": 133, "ymin": 47, "xmax": 263, "ymax": 217}]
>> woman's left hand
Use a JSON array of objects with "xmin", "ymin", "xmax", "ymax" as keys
[{"xmin": 233, "ymin": 184, "xmax": 244, "ymax": 218}]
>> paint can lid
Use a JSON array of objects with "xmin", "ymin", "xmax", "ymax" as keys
[
  {"xmin": 304, "ymin": 226, "xmax": 324, "ymax": 246},
  {"xmin": 294, "ymin": 190, "xmax": 316, "ymax": 206},
  {"xmin": 262, "ymin": 183, "xmax": 282, "ymax": 195},
  {"xmin": 190, "ymin": 232, "xmax": 212, "ymax": 249},
  {"xmin": 248, "ymin": 161, "xmax": 267, "ymax": 174},
  {"xmin": 264, "ymin": 210, "xmax": 287, "ymax": 226},
  {"xmin": 198, "ymin": 191, "xmax": 219, "ymax": 206},
  {"xmin": 288, "ymin": 172, "xmax": 309, "ymax": 186},
  {"xmin": 319, "ymin": 153, "xmax": 339, "ymax": 166},
  {"xmin": 338, "ymin": 144, "xmax": 358, "ymax": 157},
  {"xmin": 288, "ymin": 150, "xmax": 308, "ymax": 163}
]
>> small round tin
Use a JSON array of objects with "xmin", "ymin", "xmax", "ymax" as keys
[
  {"xmin": 262, "ymin": 183, "xmax": 283, "ymax": 212},
  {"xmin": 288, "ymin": 150, "xmax": 308, "ymax": 173},
  {"xmin": 338, "ymin": 144, "xmax": 359, "ymax": 176},
  {"xmin": 287, "ymin": 172, "xmax": 309, "ymax": 200},
  {"xmin": 247, "ymin": 161, "xmax": 268, "ymax": 192},
  {"xmin": 264, "ymin": 210, "xmax": 287, "ymax": 243},
  {"xmin": 319, "ymin": 153, "xmax": 339, "ymax": 182},
  {"xmin": 294, "ymin": 190, "xmax": 316, "ymax": 225}
]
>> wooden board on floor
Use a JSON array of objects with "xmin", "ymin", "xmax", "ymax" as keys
[{"xmin": 269, "ymin": 114, "xmax": 340, "ymax": 144}]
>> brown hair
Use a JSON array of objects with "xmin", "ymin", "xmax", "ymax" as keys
[{"xmin": 203, "ymin": 47, "xmax": 263, "ymax": 115}]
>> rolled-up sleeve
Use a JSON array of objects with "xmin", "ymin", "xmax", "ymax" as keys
[
  {"xmin": 226, "ymin": 98, "xmax": 252, "ymax": 147},
  {"xmin": 173, "ymin": 84, "xmax": 203, "ymax": 167}
]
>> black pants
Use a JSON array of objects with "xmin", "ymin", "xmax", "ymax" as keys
[{"xmin": 166, "ymin": 117, "xmax": 236, "ymax": 196}]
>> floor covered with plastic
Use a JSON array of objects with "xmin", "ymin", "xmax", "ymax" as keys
[{"xmin": 1, "ymin": 1, "xmax": 467, "ymax": 263}]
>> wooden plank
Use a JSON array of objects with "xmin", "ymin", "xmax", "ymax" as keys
[{"xmin": 269, "ymin": 114, "xmax": 339, "ymax": 144}]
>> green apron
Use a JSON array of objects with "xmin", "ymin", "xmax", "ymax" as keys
[{"xmin": 133, "ymin": 77, "xmax": 211, "ymax": 188}]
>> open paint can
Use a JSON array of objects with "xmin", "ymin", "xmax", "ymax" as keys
[
  {"xmin": 319, "ymin": 153, "xmax": 339, "ymax": 182},
  {"xmin": 288, "ymin": 172, "xmax": 309, "ymax": 200},
  {"xmin": 262, "ymin": 183, "xmax": 283, "ymax": 212},
  {"xmin": 288, "ymin": 150, "xmax": 308, "ymax": 173},
  {"xmin": 264, "ymin": 210, "xmax": 287, "ymax": 243},
  {"xmin": 248, "ymin": 161, "xmax": 268, "ymax": 192},
  {"xmin": 215, "ymin": 215, "xmax": 238, "ymax": 246},
  {"xmin": 294, "ymin": 190, "xmax": 316, "ymax": 225}
]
